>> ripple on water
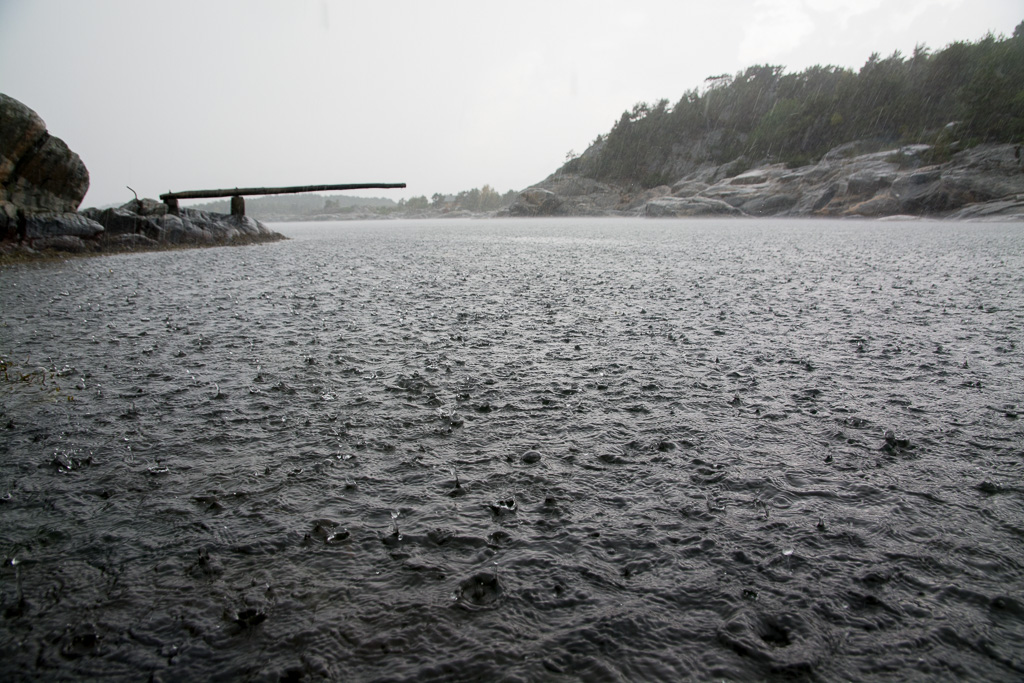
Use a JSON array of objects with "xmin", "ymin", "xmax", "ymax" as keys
[{"xmin": 1, "ymin": 218, "xmax": 1024, "ymax": 680}]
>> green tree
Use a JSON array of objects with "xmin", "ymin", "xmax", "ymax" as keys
[{"xmin": 583, "ymin": 26, "xmax": 1024, "ymax": 185}]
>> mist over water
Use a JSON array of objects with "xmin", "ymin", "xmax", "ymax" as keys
[{"xmin": 1, "ymin": 217, "xmax": 1023, "ymax": 680}]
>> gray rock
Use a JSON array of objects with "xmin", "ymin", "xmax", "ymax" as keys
[
  {"xmin": 740, "ymin": 194, "xmax": 798, "ymax": 216},
  {"xmin": 623, "ymin": 185, "xmax": 673, "ymax": 210},
  {"xmin": 845, "ymin": 168, "xmax": 896, "ymax": 196},
  {"xmin": 891, "ymin": 172, "xmax": 985, "ymax": 214},
  {"xmin": 952, "ymin": 143, "xmax": 1024, "ymax": 174},
  {"xmin": 23, "ymin": 212, "xmax": 104, "ymax": 240},
  {"xmin": 507, "ymin": 187, "xmax": 563, "ymax": 216},
  {"xmin": 0, "ymin": 95, "xmax": 47, "ymax": 186},
  {"xmin": 0, "ymin": 93, "xmax": 89, "ymax": 215},
  {"xmin": 150, "ymin": 214, "xmax": 192, "ymax": 244},
  {"xmin": 645, "ymin": 196, "xmax": 744, "ymax": 217},
  {"xmin": 727, "ymin": 166, "xmax": 787, "ymax": 185},
  {"xmin": 507, "ymin": 173, "xmax": 631, "ymax": 216},
  {"xmin": 82, "ymin": 207, "xmax": 159, "ymax": 237},
  {"xmin": 122, "ymin": 198, "xmax": 168, "ymax": 216},
  {"xmin": 511, "ymin": 142, "xmax": 1024, "ymax": 221},
  {"xmin": 103, "ymin": 233, "xmax": 161, "ymax": 250},
  {"xmin": 0, "ymin": 200, "xmax": 18, "ymax": 240},
  {"xmin": 670, "ymin": 180, "xmax": 710, "ymax": 197},
  {"xmin": 84, "ymin": 202, "xmax": 283, "ymax": 247},
  {"xmin": 32, "ymin": 235, "xmax": 89, "ymax": 253},
  {"xmin": 947, "ymin": 197, "xmax": 1024, "ymax": 219},
  {"xmin": 540, "ymin": 175, "xmax": 615, "ymax": 198},
  {"xmin": 2, "ymin": 93, "xmax": 93, "ymax": 245},
  {"xmin": 845, "ymin": 192, "xmax": 902, "ymax": 217}
]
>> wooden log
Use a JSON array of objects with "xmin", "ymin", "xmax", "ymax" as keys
[{"xmin": 160, "ymin": 182, "xmax": 406, "ymax": 201}]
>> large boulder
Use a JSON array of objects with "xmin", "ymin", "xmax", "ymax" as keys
[
  {"xmin": 0, "ymin": 93, "xmax": 89, "ymax": 216},
  {"xmin": 507, "ymin": 187, "xmax": 563, "ymax": 216},
  {"xmin": 148, "ymin": 213, "xmax": 204, "ymax": 244},
  {"xmin": 501, "ymin": 173, "xmax": 628, "ymax": 216},
  {"xmin": 80, "ymin": 207, "xmax": 157, "ymax": 237},
  {"xmin": 24, "ymin": 212, "xmax": 104, "ymax": 240},
  {"xmin": 0, "ymin": 95, "xmax": 47, "ymax": 187},
  {"xmin": 1, "ymin": 93, "xmax": 93, "ymax": 244}
]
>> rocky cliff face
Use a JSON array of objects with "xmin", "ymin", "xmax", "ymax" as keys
[
  {"xmin": 506, "ymin": 142, "xmax": 1024, "ymax": 220},
  {"xmin": 0, "ymin": 93, "xmax": 92, "ymax": 239}
]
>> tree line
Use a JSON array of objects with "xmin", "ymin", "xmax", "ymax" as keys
[
  {"xmin": 397, "ymin": 185, "xmax": 518, "ymax": 212},
  {"xmin": 567, "ymin": 22, "xmax": 1024, "ymax": 187}
]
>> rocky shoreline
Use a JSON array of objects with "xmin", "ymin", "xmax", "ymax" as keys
[
  {"xmin": 1, "ymin": 93, "xmax": 283, "ymax": 261},
  {"xmin": 505, "ymin": 141, "xmax": 1024, "ymax": 220},
  {"xmin": 0, "ymin": 198, "xmax": 285, "ymax": 261}
]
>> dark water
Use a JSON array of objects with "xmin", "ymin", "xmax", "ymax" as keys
[{"xmin": 1, "ymin": 217, "xmax": 1023, "ymax": 681}]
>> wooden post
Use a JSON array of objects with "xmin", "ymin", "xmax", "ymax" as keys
[
  {"xmin": 230, "ymin": 195, "xmax": 245, "ymax": 217},
  {"xmin": 165, "ymin": 196, "xmax": 180, "ymax": 215}
]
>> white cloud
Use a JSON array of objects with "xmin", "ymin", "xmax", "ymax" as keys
[{"xmin": 737, "ymin": 0, "xmax": 816, "ymax": 65}]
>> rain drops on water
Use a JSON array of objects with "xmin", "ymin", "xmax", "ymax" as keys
[
  {"xmin": 5, "ymin": 212, "xmax": 1023, "ymax": 679},
  {"xmin": 391, "ymin": 510, "xmax": 402, "ymax": 540}
]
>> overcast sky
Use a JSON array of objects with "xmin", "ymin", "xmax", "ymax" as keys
[{"xmin": 1, "ymin": 1, "xmax": 1019, "ymax": 208}]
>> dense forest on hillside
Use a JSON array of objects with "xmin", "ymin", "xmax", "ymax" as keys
[{"xmin": 567, "ymin": 22, "xmax": 1024, "ymax": 188}]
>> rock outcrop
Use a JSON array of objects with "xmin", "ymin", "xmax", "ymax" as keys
[
  {"xmin": 1, "ymin": 93, "xmax": 284, "ymax": 258},
  {"xmin": 1, "ymin": 93, "xmax": 93, "ymax": 241},
  {"xmin": 82, "ymin": 199, "xmax": 282, "ymax": 250},
  {"xmin": 644, "ymin": 196, "xmax": 743, "ymax": 217},
  {"xmin": 506, "ymin": 187, "xmax": 562, "ymax": 216},
  {"xmin": 507, "ymin": 142, "xmax": 1024, "ymax": 220}
]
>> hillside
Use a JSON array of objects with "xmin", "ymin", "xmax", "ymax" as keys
[
  {"xmin": 572, "ymin": 23, "xmax": 1023, "ymax": 186},
  {"xmin": 507, "ymin": 22, "xmax": 1024, "ymax": 220}
]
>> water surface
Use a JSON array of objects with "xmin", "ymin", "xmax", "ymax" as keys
[{"xmin": 1, "ymin": 217, "xmax": 1023, "ymax": 680}]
